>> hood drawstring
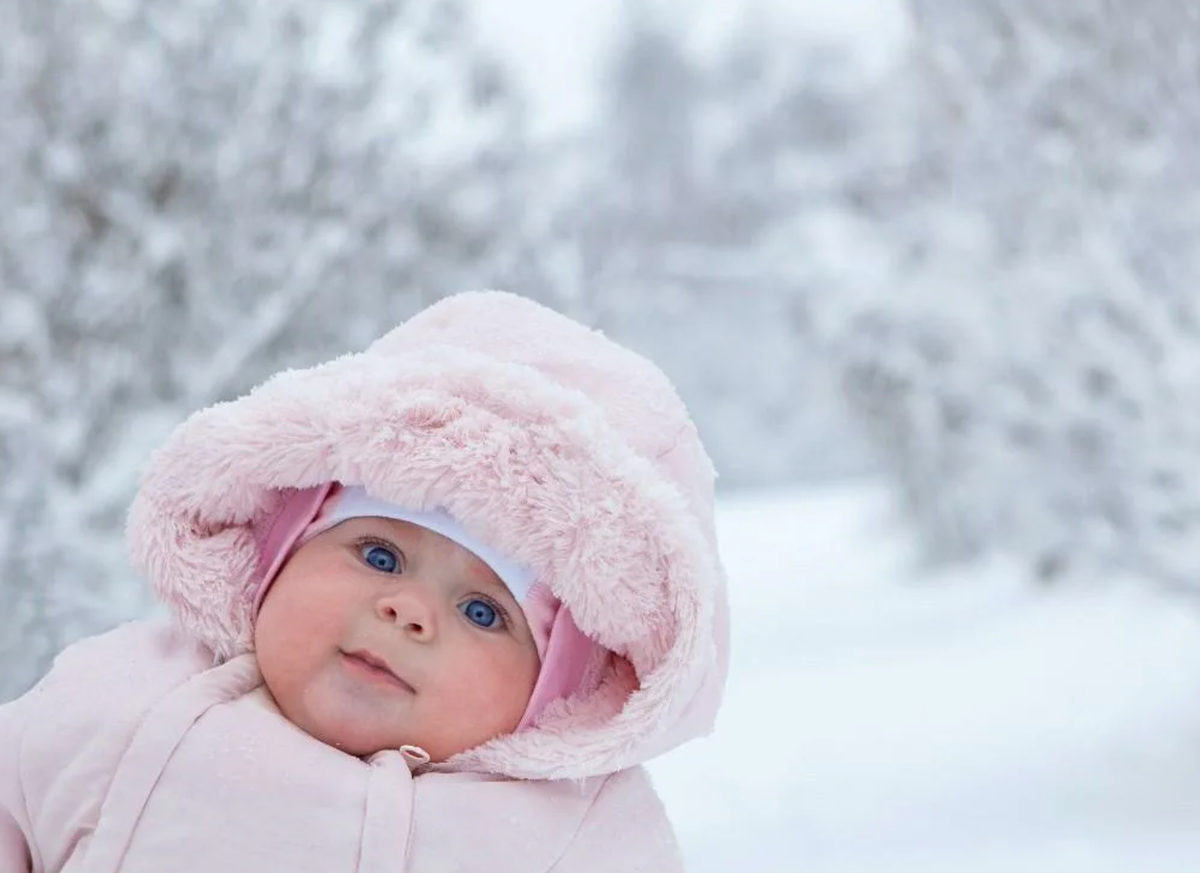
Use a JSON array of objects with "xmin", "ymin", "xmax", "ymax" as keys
[{"xmin": 399, "ymin": 744, "xmax": 431, "ymax": 773}]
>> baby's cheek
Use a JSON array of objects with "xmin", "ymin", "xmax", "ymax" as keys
[
  {"xmin": 268, "ymin": 581, "xmax": 346, "ymax": 654},
  {"xmin": 258, "ymin": 592, "xmax": 342, "ymax": 701},
  {"xmin": 469, "ymin": 649, "xmax": 539, "ymax": 724}
]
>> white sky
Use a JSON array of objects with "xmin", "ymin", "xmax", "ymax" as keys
[{"xmin": 467, "ymin": 0, "xmax": 910, "ymax": 138}]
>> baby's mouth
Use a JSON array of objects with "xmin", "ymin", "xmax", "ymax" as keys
[{"xmin": 340, "ymin": 648, "xmax": 416, "ymax": 694}]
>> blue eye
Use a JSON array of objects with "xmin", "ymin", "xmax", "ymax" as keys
[
  {"xmin": 361, "ymin": 544, "xmax": 401, "ymax": 574},
  {"xmin": 461, "ymin": 598, "xmax": 502, "ymax": 629}
]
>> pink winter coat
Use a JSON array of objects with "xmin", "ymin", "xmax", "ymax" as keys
[{"xmin": 0, "ymin": 291, "xmax": 730, "ymax": 872}]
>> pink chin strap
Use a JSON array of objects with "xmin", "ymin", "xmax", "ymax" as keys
[{"xmin": 251, "ymin": 484, "xmax": 600, "ymax": 732}]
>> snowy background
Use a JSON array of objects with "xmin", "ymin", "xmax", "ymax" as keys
[
  {"xmin": 651, "ymin": 483, "xmax": 1200, "ymax": 872},
  {"xmin": 5, "ymin": 0, "xmax": 1200, "ymax": 869}
]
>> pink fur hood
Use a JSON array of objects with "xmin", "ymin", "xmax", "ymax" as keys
[{"xmin": 126, "ymin": 290, "xmax": 730, "ymax": 781}]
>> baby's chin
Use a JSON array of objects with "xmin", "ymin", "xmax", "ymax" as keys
[
  {"xmin": 317, "ymin": 723, "xmax": 471, "ymax": 763},
  {"xmin": 311, "ymin": 713, "xmax": 502, "ymax": 762},
  {"xmin": 265, "ymin": 685, "xmax": 413, "ymax": 759},
  {"xmin": 267, "ymin": 677, "xmax": 510, "ymax": 762},
  {"xmin": 301, "ymin": 699, "xmax": 417, "ymax": 756},
  {"xmin": 325, "ymin": 731, "xmax": 404, "ymax": 758}
]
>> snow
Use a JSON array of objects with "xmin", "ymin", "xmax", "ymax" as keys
[{"xmin": 650, "ymin": 481, "xmax": 1200, "ymax": 872}]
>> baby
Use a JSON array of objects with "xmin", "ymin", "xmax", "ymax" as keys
[{"xmin": 0, "ymin": 291, "xmax": 729, "ymax": 872}]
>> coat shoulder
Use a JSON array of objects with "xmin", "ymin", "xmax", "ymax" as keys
[
  {"xmin": 5, "ymin": 620, "xmax": 217, "ymax": 872},
  {"xmin": 552, "ymin": 766, "xmax": 684, "ymax": 873},
  {"xmin": 17, "ymin": 620, "xmax": 215, "ymax": 793},
  {"xmin": 41, "ymin": 618, "xmax": 216, "ymax": 704}
]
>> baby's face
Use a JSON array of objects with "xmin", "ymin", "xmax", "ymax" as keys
[{"xmin": 255, "ymin": 516, "xmax": 540, "ymax": 761}]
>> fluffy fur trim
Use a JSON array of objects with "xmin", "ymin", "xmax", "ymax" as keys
[{"xmin": 127, "ymin": 291, "xmax": 729, "ymax": 780}]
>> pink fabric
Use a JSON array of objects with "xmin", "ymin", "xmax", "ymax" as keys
[
  {"xmin": 515, "ymin": 586, "xmax": 598, "ymax": 731},
  {"xmin": 126, "ymin": 289, "xmax": 730, "ymax": 781},
  {"xmin": 250, "ymin": 483, "xmax": 334, "ymax": 615},
  {"xmin": 0, "ymin": 621, "xmax": 685, "ymax": 873}
]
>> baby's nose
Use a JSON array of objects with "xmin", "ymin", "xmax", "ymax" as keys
[{"xmin": 375, "ymin": 585, "xmax": 438, "ymax": 639}]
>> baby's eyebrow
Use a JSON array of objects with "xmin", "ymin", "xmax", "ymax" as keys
[
  {"xmin": 371, "ymin": 516, "xmax": 416, "ymax": 534},
  {"xmin": 362, "ymin": 517, "xmax": 429, "ymax": 544},
  {"xmin": 464, "ymin": 565, "xmax": 527, "ymax": 611},
  {"xmin": 467, "ymin": 565, "xmax": 515, "ymax": 597}
]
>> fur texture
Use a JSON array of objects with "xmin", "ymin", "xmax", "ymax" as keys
[{"xmin": 126, "ymin": 291, "xmax": 730, "ymax": 780}]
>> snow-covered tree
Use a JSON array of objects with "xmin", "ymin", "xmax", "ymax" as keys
[
  {"xmin": 0, "ymin": 0, "xmax": 533, "ymax": 700},
  {"xmin": 814, "ymin": 0, "xmax": 1200, "ymax": 587},
  {"xmin": 542, "ymin": 9, "xmax": 872, "ymax": 487}
]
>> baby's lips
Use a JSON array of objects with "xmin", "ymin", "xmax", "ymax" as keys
[{"xmin": 341, "ymin": 648, "xmax": 416, "ymax": 693}]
